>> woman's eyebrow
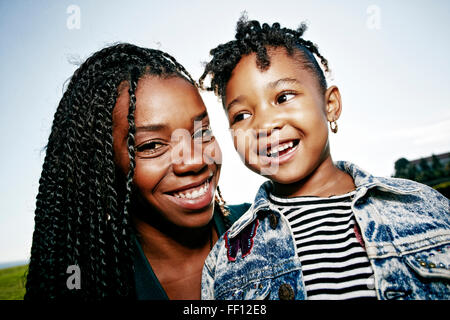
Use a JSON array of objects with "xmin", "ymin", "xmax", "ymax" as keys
[
  {"xmin": 135, "ymin": 124, "xmax": 168, "ymax": 132},
  {"xmin": 135, "ymin": 111, "xmax": 208, "ymax": 133},
  {"xmin": 192, "ymin": 110, "xmax": 208, "ymax": 122}
]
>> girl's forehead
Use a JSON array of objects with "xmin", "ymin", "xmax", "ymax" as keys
[{"xmin": 228, "ymin": 48, "xmax": 314, "ymax": 88}]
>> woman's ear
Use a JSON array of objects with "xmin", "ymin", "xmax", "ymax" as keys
[{"xmin": 324, "ymin": 85, "xmax": 342, "ymax": 122}]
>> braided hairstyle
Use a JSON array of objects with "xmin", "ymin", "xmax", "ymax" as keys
[
  {"xmin": 199, "ymin": 14, "xmax": 330, "ymax": 102},
  {"xmin": 25, "ymin": 43, "xmax": 208, "ymax": 300}
]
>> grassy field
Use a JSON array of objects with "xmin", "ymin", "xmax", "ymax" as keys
[{"xmin": 0, "ymin": 265, "xmax": 27, "ymax": 300}]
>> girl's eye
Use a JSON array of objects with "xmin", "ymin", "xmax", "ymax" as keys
[
  {"xmin": 136, "ymin": 141, "xmax": 165, "ymax": 155},
  {"xmin": 193, "ymin": 126, "xmax": 213, "ymax": 142},
  {"xmin": 232, "ymin": 112, "xmax": 251, "ymax": 124},
  {"xmin": 276, "ymin": 93, "xmax": 296, "ymax": 104}
]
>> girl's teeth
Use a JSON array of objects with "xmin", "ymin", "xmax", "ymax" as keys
[{"xmin": 268, "ymin": 141, "xmax": 295, "ymax": 157}]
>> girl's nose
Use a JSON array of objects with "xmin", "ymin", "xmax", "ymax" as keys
[{"xmin": 253, "ymin": 106, "xmax": 284, "ymax": 139}]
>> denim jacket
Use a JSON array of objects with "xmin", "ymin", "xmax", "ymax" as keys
[{"xmin": 202, "ymin": 161, "xmax": 450, "ymax": 300}]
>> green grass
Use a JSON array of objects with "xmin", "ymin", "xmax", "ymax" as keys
[{"xmin": 0, "ymin": 265, "xmax": 27, "ymax": 300}]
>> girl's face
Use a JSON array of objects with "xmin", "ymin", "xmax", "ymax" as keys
[
  {"xmin": 113, "ymin": 76, "xmax": 222, "ymax": 229},
  {"xmin": 224, "ymin": 47, "xmax": 341, "ymax": 184}
]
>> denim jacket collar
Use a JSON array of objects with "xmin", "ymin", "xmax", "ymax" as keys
[{"xmin": 228, "ymin": 160, "xmax": 421, "ymax": 239}]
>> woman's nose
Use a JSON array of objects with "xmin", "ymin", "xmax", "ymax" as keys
[{"xmin": 171, "ymin": 132, "xmax": 207, "ymax": 175}]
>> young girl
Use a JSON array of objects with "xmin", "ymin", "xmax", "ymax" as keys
[
  {"xmin": 199, "ymin": 16, "xmax": 450, "ymax": 300},
  {"xmin": 25, "ymin": 43, "xmax": 249, "ymax": 300}
]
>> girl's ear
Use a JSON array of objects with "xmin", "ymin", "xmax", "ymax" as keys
[{"xmin": 324, "ymin": 85, "xmax": 342, "ymax": 122}]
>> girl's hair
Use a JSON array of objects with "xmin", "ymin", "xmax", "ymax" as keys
[
  {"xmin": 25, "ymin": 43, "xmax": 220, "ymax": 300},
  {"xmin": 199, "ymin": 14, "xmax": 330, "ymax": 101}
]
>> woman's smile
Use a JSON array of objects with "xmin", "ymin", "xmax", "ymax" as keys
[
  {"xmin": 113, "ymin": 75, "xmax": 222, "ymax": 228},
  {"xmin": 164, "ymin": 174, "xmax": 215, "ymax": 210}
]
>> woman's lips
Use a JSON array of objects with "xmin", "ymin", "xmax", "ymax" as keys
[{"xmin": 165, "ymin": 176, "xmax": 215, "ymax": 211}]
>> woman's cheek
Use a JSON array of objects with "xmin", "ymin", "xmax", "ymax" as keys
[
  {"xmin": 133, "ymin": 158, "xmax": 166, "ymax": 195},
  {"xmin": 203, "ymin": 140, "xmax": 222, "ymax": 166}
]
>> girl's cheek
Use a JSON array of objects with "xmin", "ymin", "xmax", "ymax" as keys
[{"xmin": 232, "ymin": 128, "xmax": 254, "ymax": 159}]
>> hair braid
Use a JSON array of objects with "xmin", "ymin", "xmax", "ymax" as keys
[{"xmin": 26, "ymin": 43, "xmax": 193, "ymax": 300}]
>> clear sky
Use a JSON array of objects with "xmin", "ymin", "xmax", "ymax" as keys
[{"xmin": 0, "ymin": 0, "xmax": 449, "ymax": 263}]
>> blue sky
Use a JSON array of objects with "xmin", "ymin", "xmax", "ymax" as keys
[{"xmin": 0, "ymin": 0, "xmax": 449, "ymax": 263}]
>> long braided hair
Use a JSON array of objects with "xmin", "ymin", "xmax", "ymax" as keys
[
  {"xmin": 25, "ymin": 43, "xmax": 224, "ymax": 300},
  {"xmin": 199, "ymin": 14, "xmax": 330, "ymax": 102}
]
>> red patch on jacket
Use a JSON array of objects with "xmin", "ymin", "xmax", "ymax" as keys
[{"xmin": 224, "ymin": 219, "xmax": 259, "ymax": 262}]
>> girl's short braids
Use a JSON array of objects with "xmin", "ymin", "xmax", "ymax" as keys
[{"xmin": 199, "ymin": 15, "xmax": 330, "ymax": 100}]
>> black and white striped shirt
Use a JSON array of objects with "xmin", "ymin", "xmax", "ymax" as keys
[{"xmin": 269, "ymin": 191, "xmax": 377, "ymax": 300}]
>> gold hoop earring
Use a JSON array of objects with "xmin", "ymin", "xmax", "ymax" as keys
[{"xmin": 329, "ymin": 120, "xmax": 338, "ymax": 133}]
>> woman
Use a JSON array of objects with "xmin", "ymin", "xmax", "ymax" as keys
[{"xmin": 25, "ymin": 43, "xmax": 249, "ymax": 300}]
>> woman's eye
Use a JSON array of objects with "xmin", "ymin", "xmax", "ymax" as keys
[
  {"xmin": 276, "ymin": 93, "xmax": 295, "ymax": 104},
  {"xmin": 193, "ymin": 126, "xmax": 213, "ymax": 142},
  {"xmin": 136, "ymin": 141, "xmax": 165, "ymax": 154},
  {"xmin": 233, "ymin": 112, "xmax": 251, "ymax": 124}
]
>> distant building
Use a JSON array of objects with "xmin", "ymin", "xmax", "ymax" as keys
[
  {"xmin": 393, "ymin": 151, "xmax": 450, "ymax": 198},
  {"xmin": 410, "ymin": 152, "xmax": 450, "ymax": 169}
]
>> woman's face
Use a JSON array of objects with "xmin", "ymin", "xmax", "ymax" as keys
[{"xmin": 113, "ymin": 75, "xmax": 222, "ymax": 229}]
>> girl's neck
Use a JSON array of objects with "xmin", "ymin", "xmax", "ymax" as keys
[{"xmin": 272, "ymin": 156, "xmax": 355, "ymax": 198}]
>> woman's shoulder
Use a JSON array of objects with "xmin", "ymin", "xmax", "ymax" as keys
[
  {"xmin": 226, "ymin": 203, "xmax": 252, "ymax": 223},
  {"xmin": 213, "ymin": 202, "xmax": 251, "ymax": 237}
]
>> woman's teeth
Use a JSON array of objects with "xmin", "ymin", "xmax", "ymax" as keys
[
  {"xmin": 267, "ymin": 141, "xmax": 295, "ymax": 157},
  {"xmin": 173, "ymin": 180, "xmax": 209, "ymax": 199}
]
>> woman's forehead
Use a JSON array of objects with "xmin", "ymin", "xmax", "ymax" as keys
[{"xmin": 113, "ymin": 76, "xmax": 207, "ymax": 130}]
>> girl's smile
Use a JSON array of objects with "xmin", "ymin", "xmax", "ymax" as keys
[
  {"xmin": 225, "ymin": 46, "xmax": 347, "ymax": 196},
  {"xmin": 261, "ymin": 138, "xmax": 301, "ymax": 165}
]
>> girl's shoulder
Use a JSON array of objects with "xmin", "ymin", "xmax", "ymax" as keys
[
  {"xmin": 378, "ymin": 175, "xmax": 447, "ymax": 199},
  {"xmin": 368, "ymin": 176, "xmax": 449, "ymax": 220}
]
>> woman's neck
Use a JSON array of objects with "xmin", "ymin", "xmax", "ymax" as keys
[
  {"xmin": 272, "ymin": 156, "xmax": 355, "ymax": 198},
  {"xmin": 133, "ymin": 215, "xmax": 217, "ymax": 300},
  {"xmin": 133, "ymin": 215, "xmax": 215, "ymax": 261}
]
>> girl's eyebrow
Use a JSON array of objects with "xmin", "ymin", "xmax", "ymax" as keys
[
  {"xmin": 226, "ymin": 77, "xmax": 301, "ymax": 111},
  {"xmin": 226, "ymin": 97, "xmax": 244, "ymax": 111},
  {"xmin": 268, "ymin": 77, "xmax": 301, "ymax": 88}
]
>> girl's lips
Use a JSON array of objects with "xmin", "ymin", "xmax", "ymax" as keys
[
  {"xmin": 260, "ymin": 139, "xmax": 300, "ymax": 166},
  {"xmin": 165, "ymin": 177, "xmax": 215, "ymax": 211}
]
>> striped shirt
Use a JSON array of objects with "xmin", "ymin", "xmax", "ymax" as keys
[{"xmin": 269, "ymin": 191, "xmax": 377, "ymax": 300}]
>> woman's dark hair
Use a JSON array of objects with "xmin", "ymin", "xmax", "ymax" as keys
[
  {"xmin": 199, "ymin": 14, "xmax": 330, "ymax": 101},
  {"xmin": 25, "ymin": 43, "xmax": 206, "ymax": 300}
]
